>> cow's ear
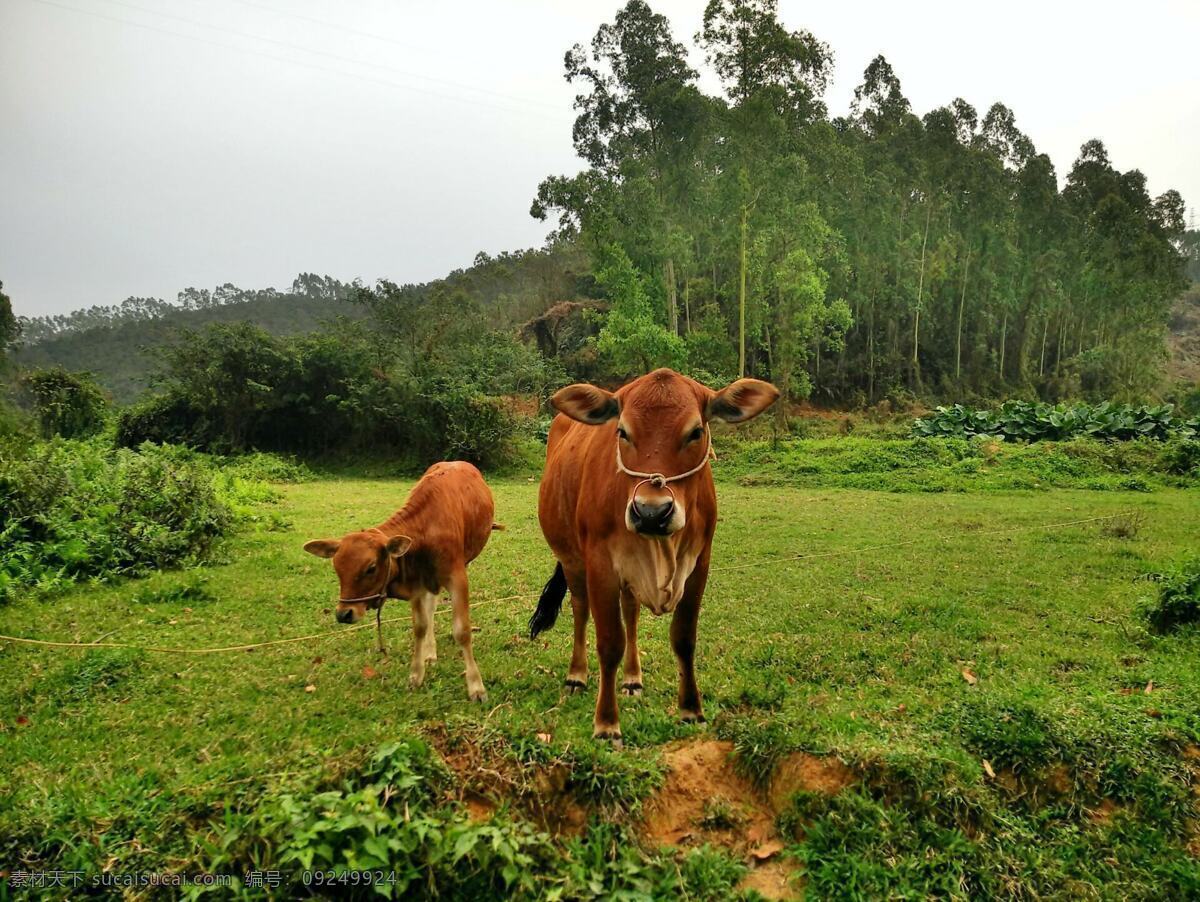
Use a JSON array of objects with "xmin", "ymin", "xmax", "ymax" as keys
[
  {"xmin": 386, "ymin": 535, "xmax": 412, "ymax": 557},
  {"xmin": 708, "ymin": 379, "xmax": 781, "ymax": 423},
  {"xmin": 551, "ymin": 383, "xmax": 619, "ymax": 425},
  {"xmin": 303, "ymin": 538, "xmax": 341, "ymax": 558}
]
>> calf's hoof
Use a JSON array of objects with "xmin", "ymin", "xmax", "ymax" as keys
[
  {"xmin": 409, "ymin": 673, "xmax": 425, "ymax": 689},
  {"xmin": 468, "ymin": 687, "xmax": 488, "ymax": 703},
  {"xmin": 621, "ymin": 681, "xmax": 643, "ymax": 697},
  {"xmin": 564, "ymin": 678, "xmax": 587, "ymax": 694}
]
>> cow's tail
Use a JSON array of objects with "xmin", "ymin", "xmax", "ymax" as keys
[{"xmin": 528, "ymin": 561, "xmax": 567, "ymax": 639}]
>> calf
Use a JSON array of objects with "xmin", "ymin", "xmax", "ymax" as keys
[
  {"xmin": 531, "ymin": 368, "xmax": 779, "ymax": 741},
  {"xmin": 303, "ymin": 461, "xmax": 497, "ymax": 701}
]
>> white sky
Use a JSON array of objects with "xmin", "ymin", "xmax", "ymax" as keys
[{"xmin": 2, "ymin": 0, "xmax": 1197, "ymax": 317}]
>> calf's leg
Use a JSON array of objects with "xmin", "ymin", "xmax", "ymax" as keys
[
  {"xmin": 409, "ymin": 592, "xmax": 432, "ymax": 688},
  {"xmin": 450, "ymin": 567, "xmax": 487, "ymax": 702},
  {"xmin": 422, "ymin": 593, "xmax": 437, "ymax": 663}
]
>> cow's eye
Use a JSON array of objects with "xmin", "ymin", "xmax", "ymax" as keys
[
  {"xmin": 687, "ymin": 426, "xmax": 705, "ymax": 444},
  {"xmin": 616, "ymin": 426, "xmax": 629, "ymax": 441},
  {"xmin": 364, "ymin": 563, "xmax": 376, "ymax": 575}
]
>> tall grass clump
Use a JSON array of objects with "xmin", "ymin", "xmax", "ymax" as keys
[{"xmin": 0, "ymin": 437, "xmax": 262, "ymax": 600}]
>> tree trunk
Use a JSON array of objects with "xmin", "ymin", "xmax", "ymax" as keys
[
  {"xmin": 683, "ymin": 274, "xmax": 692, "ymax": 335},
  {"xmin": 955, "ymin": 248, "xmax": 970, "ymax": 383},
  {"xmin": 999, "ymin": 312, "xmax": 1008, "ymax": 379},
  {"xmin": 911, "ymin": 201, "xmax": 932, "ymax": 390},
  {"xmin": 664, "ymin": 257, "xmax": 678, "ymax": 335},
  {"xmin": 1039, "ymin": 316, "xmax": 1048, "ymax": 377},
  {"xmin": 739, "ymin": 203, "xmax": 749, "ymax": 378}
]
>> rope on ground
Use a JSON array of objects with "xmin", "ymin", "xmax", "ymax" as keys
[
  {"xmin": 0, "ymin": 515, "xmax": 1124, "ymax": 655},
  {"xmin": 0, "ymin": 592, "xmax": 538, "ymax": 655}
]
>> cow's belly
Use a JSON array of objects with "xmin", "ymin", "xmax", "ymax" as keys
[{"xmin": 614, "ymin": 540, "xmax": 700, "ymax": 616}]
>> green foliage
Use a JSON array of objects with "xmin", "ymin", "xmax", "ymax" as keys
[
  {"xmin": 18, "ymin": 366, "xmax": 109, "ymax": 439},
  {"xmin": 594, "ymin": 245, "xmax": 686, "ymax": 376},
  {"xmin": 1141, "ymin": 556, "xmax": 1200, "ymax": 634},
  {"xmin": 0, "ymin": 438, "xmax": 254, "ymax": 600},
  {"xmin": 913, "ymin": 400, "xmax": 1200, "ymax": 442},
  {"xmin": 0, "ymin": 280, "xmax": 17, "ymax": 358}
]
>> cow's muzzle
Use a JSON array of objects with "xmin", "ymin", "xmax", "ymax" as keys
[{"xmin": 629, "ymin": 498, "xmax": 676, "ymax": 536}]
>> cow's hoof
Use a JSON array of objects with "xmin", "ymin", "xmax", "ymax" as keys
[
  {"xmin": 564, "ymin": 678, "xmax": 587, "ymax": 694},
  {"xmin": 621, "ymin": 681, "xmax": 643, "ymax": 697},
  {"xmin": 468, "ymin": 688, "xmax": 488, "ymax": 703},
  {"xmin": 593, "ymin": 728, "xmax": 623, "ymax": 748},
  {"xmin": 679, "ymin": 711, "xmax": 706, "ymax": 724}
]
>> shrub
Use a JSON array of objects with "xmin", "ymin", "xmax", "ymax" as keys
[
  {"xmin": 0, "ymin": 437, "xmax": 251, "ymax": 600},
  {"xmin": 1142, "ymin": 557, "xmax": 1200, "ymax": 634},
  {"xmin": 913, "ymin": 400, "xmax": 1199, "ymax": 443},
  {"xmin": 18, "ymin": 367, "xmax": 109, "ymax": 438}
]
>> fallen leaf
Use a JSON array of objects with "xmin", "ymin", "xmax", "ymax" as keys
[
  {"xmin": 897, "ymin": 703, "xmax": 907, "ymax": 714},
  {"xmin": 750, "ymin": 840, "xmax": 783, "ymax": 862},
  {"xmin": 362, "ymin": 666, "xmax": 379, "ymax": 680},
  {"xmin": 304, "ymin": 684, "xmax": 316, "ymax": 693},
  {"xmin": 1146, "ymin": 708, "xmax": 1162, "ymax": 719},
  {"xmin": 15, "ymin": 715, "xmax": 29, "ymax": 726},
  {"xmin": 962, "ymin": 669, "xmax": 978, "ymax": 686},
  {"xmin": 982, "ymin": 759, "xmax": 996, "ymax": 778},
  {"xmin": 536, "ymin": 732, "xmax": 552, "ymax": 743},
  {"xmin": 168, "ymin": 619, "xmax": 177, "ymax": 625},
  {"xmin": 312, "ymin": 656, "xmax": 323, "ymax": 665},
  {"xmin": 183, "ymin": 607, "xmax": 192, "ymax": 613}
]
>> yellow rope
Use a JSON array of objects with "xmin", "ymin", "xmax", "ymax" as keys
[{"xmin": 0, "ymin": 515, "xmax": 1124, "ymax": 655}]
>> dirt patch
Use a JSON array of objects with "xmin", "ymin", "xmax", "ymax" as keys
[
  {"xmin": 426, "ymin": 727, "xmax": 588, "ymax": 834},
  {"xmin": 642, "ymin": 740, "xmax": 775, "ymax": 849},
  {"xmin": 1087, "ymin": 798, "xmax": 1121, "ymax": 826},
  {"xmin": 768, "ymin": 751, "xmax": 856, "ymax": 811}
]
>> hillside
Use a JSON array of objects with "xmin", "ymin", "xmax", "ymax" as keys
[
  {"xmin": 10, "ymin": 245, "xmax": 588, "ymax": 404},
  {"xmin": 13, "ymin": 292, "xmax": 362, "ymax": 403}
]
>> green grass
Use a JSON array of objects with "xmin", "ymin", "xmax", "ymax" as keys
[{"xmin": 2, "ymin": 465, "xmax": 1199, "ymax": 897}]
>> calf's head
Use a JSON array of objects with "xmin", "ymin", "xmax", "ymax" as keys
[
  {"xmin": 552, "ymin": 369, "xmax": 778, "ymax": 537},
  {"xmin": 302, "ymin": 531, "xmax": 412, "ymax": 623}
]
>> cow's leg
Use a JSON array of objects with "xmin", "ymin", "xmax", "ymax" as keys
[
  {"xmin": 588, "ymin": 563, "xmax": 624, "ymax": 743},
  {"xmin": 422, "ymin": 593, "xmax": 437, "ymax": 663},
  {"xmin": 620, "ymin": 590, "xmax": 643, "ymax": 696},
  {"xmin": 565, "ymin": 592, "xmax": 589, "ymax": 693},
  {"xmin": 409, "ymin": 592, "xmax": 432, "ymax": 688},
  {"xmin": 450, "ymin": 567, "xmax": 487, "ymax": 702},
  {"xmin": 671, "ymin": 557, "xmax": 709, "ymax": 723}
]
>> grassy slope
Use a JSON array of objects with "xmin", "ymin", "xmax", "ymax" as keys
[{"xmin": 2, "ymin": 475, "xmax": 1199, "ymax": 896}]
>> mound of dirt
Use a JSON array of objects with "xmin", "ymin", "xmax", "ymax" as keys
[{"xmin": 640, "ymin": 740, "xmax": 855, "ymax": 900}]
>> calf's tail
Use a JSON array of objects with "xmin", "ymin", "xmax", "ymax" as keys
[{"xmin": 528, "ymin": 561, "xmax": 567, "ymax": 639}]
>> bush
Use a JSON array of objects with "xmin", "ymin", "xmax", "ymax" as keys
[
  {"xmin": 913, "ymin": 400, "xmax": 1199, "ymax": 443},
  {"xmin": 18, "ymin": 366, "xmax": 109, "ymax": 438},
  {"xmin": 1142, "ymin": 557, "xmax": 1200, "ymax": 634},
  {"xmin": 0, "ymin": 437, "xmax": 251, "ymax": 600}
]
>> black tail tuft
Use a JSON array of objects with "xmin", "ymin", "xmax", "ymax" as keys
[{"xmin": 528, "ymin": 562, "xmax": 567, "ymax": 639}]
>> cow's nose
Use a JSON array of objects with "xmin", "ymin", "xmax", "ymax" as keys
[
  {"xmin": 631, "ymin": 498, "xmax": 674, "ymax": 534},
  {"xmin": 335, "ymin": 609, "xmax": 354, "ymax": 624}
]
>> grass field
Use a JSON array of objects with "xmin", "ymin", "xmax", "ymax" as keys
[{"xmin": 2, "ymin": 469, "xmax": 1200, "ymax": 898}]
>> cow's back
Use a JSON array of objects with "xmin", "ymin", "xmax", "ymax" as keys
[{"xmin": 409, "ymin": 461, "xmax": 494, "ymax": 565}]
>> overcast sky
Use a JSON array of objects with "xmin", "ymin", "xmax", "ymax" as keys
[{"xmin": 2, "ymin": 0, "xmax": 1197, "ymax": 317}]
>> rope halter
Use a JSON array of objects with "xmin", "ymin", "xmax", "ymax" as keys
[{"xmin": 615, "ymin": 428, "xmax": 716, "ymax": 505}]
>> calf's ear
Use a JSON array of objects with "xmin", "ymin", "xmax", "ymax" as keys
[
  {"xmin": 386, "ymin": 535, "xmax": 413, "ymax": 557},
  {"xmin": 303, "ymin": 538, "xmax": 341, "ymax": 558},
  {"xmin": 708, "ymin": 379, "xmax": 781, "ymax": 423},
  {"xmin": 551, "ymin": 383, "xmax": 619, "ymax": 425}
]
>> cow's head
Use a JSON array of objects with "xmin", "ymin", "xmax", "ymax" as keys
[
  {"xmin": 552, "ymin": 369, "xmax": 779, "ymax": 537},
  {"xmin": 302, "ymin": 531, "xmax": 412, "ymax": 623}
]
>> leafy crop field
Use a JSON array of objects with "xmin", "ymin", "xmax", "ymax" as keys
[{"xmin": 2, "ymin": 472, "xmax": 1200, "ymax": 898}]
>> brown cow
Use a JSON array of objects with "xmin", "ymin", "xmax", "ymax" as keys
[
  {"xmin": 303, "ymin": 461, "xmax": 497, "ymax": 701},
  {"xmin": 531, "ymin": 368, "xmax": 779, "ymax": 741}
]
